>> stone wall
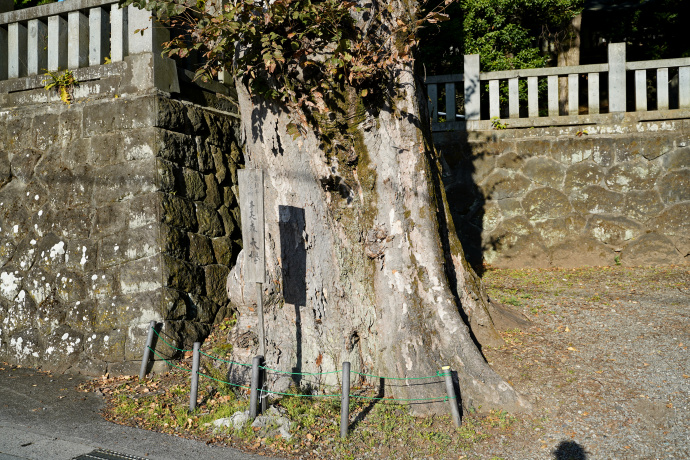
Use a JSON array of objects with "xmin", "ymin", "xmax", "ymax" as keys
[
  {"xmin": 0, "ymin": 54, "xmax": 242, "ymax": 374},
  {"xmin": 438, "ymin": 115, "xmax": 690, "ymax": 268}
]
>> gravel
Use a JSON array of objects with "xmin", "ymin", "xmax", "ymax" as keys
[{"xmin": 472, "ymin": 265, "xmax": 690, "ymax": 459}]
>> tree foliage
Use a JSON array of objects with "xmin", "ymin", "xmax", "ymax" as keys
[
  {"xmin": 418, "ymin": 0, "xmax": 583, "ymax": 75},
  {"xmin": 125, "ymin": 0, "xmax": 453, "ymax": 117}
]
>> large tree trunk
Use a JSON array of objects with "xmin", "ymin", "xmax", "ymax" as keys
[{"xmin": 224, "ymin": 2, "xmax": 530, "ymax": 416}]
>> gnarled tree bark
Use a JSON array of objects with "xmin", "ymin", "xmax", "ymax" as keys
[{"xmin": 224, "ymin": 0, "xmax": 531, "ymax": 415}]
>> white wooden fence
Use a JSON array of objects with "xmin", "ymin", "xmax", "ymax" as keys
[{"xmin": 426, "ymin": 43, "xmax": 690, "ymax": 131}]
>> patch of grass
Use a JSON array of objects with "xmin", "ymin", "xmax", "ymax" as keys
[
  {"xmin": 503, "ymin": 296, "xmax": 522, "ymax": 307},
  {"xmin": 82, "ymin": 316, "xmax": 526, "ymax": 460}
]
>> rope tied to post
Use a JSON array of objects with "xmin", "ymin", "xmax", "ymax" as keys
[
  {"xmin": 259, "ymin": 365, "xmax": 342, "ymax": 376},
  {"xmin": 151, "ymin": 327, "xmax": 191, "ymax": 353}
]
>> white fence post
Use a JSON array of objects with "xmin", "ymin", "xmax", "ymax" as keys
[
  {"xmin": 588, "ymin": 72, "xmax": 600, "ymax": 114},
  {"xmin": 8, "ymin": 22, "xmax": 27, "ymax": 78},
  {"xmin": 608, "ymin": 42, "xmax": 626, "ymax": 112},
  {"xmin": 527, "ymin": 76, "xmax": 538, "ymax": 117},
  {"xmin": 89, "ymin": 6, "xmax": 110, "ymax": 66},
  {"xmin": 68, "ymin": 11, "xmax": 89, "ymax": 69},
  {"xmin": 110, "ymin": 4, "xmax": 128, "ymax": 62},
  {"xmin": 128, "ymin": 5, "xmax": 169, "ymax": 55},
  {"xmin": 489, "ymin": 79, "xmax": 499, "ymax": 119},
  {"xmin": 657, "ymin": 68, "xmax": 669, "ymax": 110},
  {"xmin": 508, "ymin": 77, "xmax": 519, "ymax": 118},
  {"xmin": 27, "ymin": 19, "xmax": 47, "ymax": 76},
  {"xmin": 635, "ymin": 69, "xmax": 647, "ymax": 111},
  {"xmin": 464, "ymin": 54, "xmax": 480, "ymax": 120},
  {"xmin": 547, "ymin": 75, "xmax": 558, "ymax": 116},
  {"xmin": 48, "ymin": 15, "xmax": 68, "ymax": 71},
  {"xmin": 568, "ymin": 74, "xmax": 578, "ymax": 115}
]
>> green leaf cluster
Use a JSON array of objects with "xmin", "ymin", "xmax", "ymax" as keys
[
  {"xmin": 419, "ymin": 0, "xmax": 583, "ymax": 75},
  {"xmin": 121, "ymin": 0, "xmax": 453, "ymax": 119},
  {"xmin": 123, "ymin": 0, "xmax": 401, "ymax": 111},
  {"xmin": 43, "ymin": 69, "xmax": 79, "ymax": 105}
]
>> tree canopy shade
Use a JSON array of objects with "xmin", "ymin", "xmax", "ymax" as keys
[
  {"xmin": 417, "ymin": 0, "xmax": 690, "ymax": 76},
  {"xmin": 126, "ymin": 0, "xmax": 531, "ymax": 415},
  {"xmin": 580, "ymin": 0, "xmax": 690, "ymax": 63},
  {"xmin": 418, "ymin": 0, "xmax": 584, "ymax": 75}
]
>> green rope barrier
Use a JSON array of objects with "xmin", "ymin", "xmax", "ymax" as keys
[
  {"xmin": 149, "ymin": 326, "xmax": 454, "ymax": 400},
  {"xmin": 151, "ymin": 328, "xmax": 192, "ymax": 353},
  {"xmin": 259, "ymin": 388, "xmax": 341, "ymax": 398},
  {"xmin": 350, "ymin": 394, "xmax": 452, "ymax": 402},
  {"xmin": 148, "ymin": 347, "xmax": 192, "ymax": 373},
  {"xmin": 351, "ymin": 370, "xmax": 444, "ymax": 381},
  {"xmin": 146, "ymin": 349, "xmax": 455, "ymax": 404},
  {"xmin": 199, "ymin": 350, "xmax": 253, "ymax": 367},
  {"xmin": 197, "ymin": 372, "xmax": 338, "ymax": 398},
  {"xmin": 259, "ymin": 365, "xmax": 342, "ymax": 376}
]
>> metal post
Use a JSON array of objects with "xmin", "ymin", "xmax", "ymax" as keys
[
  {"xmin": 340, "ymin": 362, "xmax": 351, "ymax": 439},
  {"xmin": 260, "ymin": 360, "xmax": 268, "ymax": 413},
  {"xmin": 250, "ymin": 355, "xmax": 263, "ymax": 419},
  {"xmin": 441, "ymin": 366, "xmax": 461, "ymax": 428},
  {"xmin": 139, "ymin": 320, "xmax": 156, "ymax": 380},
  {"xmin": 256, "ymin": 282, "xmax": 267, "ymax": 412},
  {"xmin": 256, "ymin": 282, "xmax": 266, "ymax": 357},
  {"xmin": 189, "ymin": 342, "xmax": 201, "ymax": 412}
]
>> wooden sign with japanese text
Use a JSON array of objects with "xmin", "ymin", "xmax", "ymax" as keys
[{"xmin": 238, "ymin": 169, "xmax": 266, "ymax": 284}]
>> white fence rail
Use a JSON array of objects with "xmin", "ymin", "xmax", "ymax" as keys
[
  {"xmin": 426, "ymin": 43, "xmax": 690, "ymax": 130},
  {"xmin": 0, "ymin": 0, "xmax": 167, "ymax": 81}
]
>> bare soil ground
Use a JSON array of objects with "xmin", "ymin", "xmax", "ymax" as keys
[
  {"xmin": 85, "ymin": 265, "xmax": 689, "ymax": 459},
  {"xmin": 475, "ymin": 264, "xmax": 690, "ymax": 460}
]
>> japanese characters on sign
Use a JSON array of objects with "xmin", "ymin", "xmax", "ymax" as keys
[{"xmin": 238, "ymin": 169, "xmax": 266, "ymax": 284}]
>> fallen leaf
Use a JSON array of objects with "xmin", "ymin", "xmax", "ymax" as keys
[
  {"xmin": 565, "ymin": 327, "xmax": 570, "ymax": 332},
  {"xmin": 567, "ymin": 347, "xmax": 578, "ymax": 352}
]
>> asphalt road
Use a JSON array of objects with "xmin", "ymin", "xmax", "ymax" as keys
[{"xmin": 0, "ymin": 365, "xmax": 274, "ymax": 460}]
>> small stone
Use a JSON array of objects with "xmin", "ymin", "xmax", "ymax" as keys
[{"xmin": 214, "ymin": 410, "xmax": 250, "ymax": 430}]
